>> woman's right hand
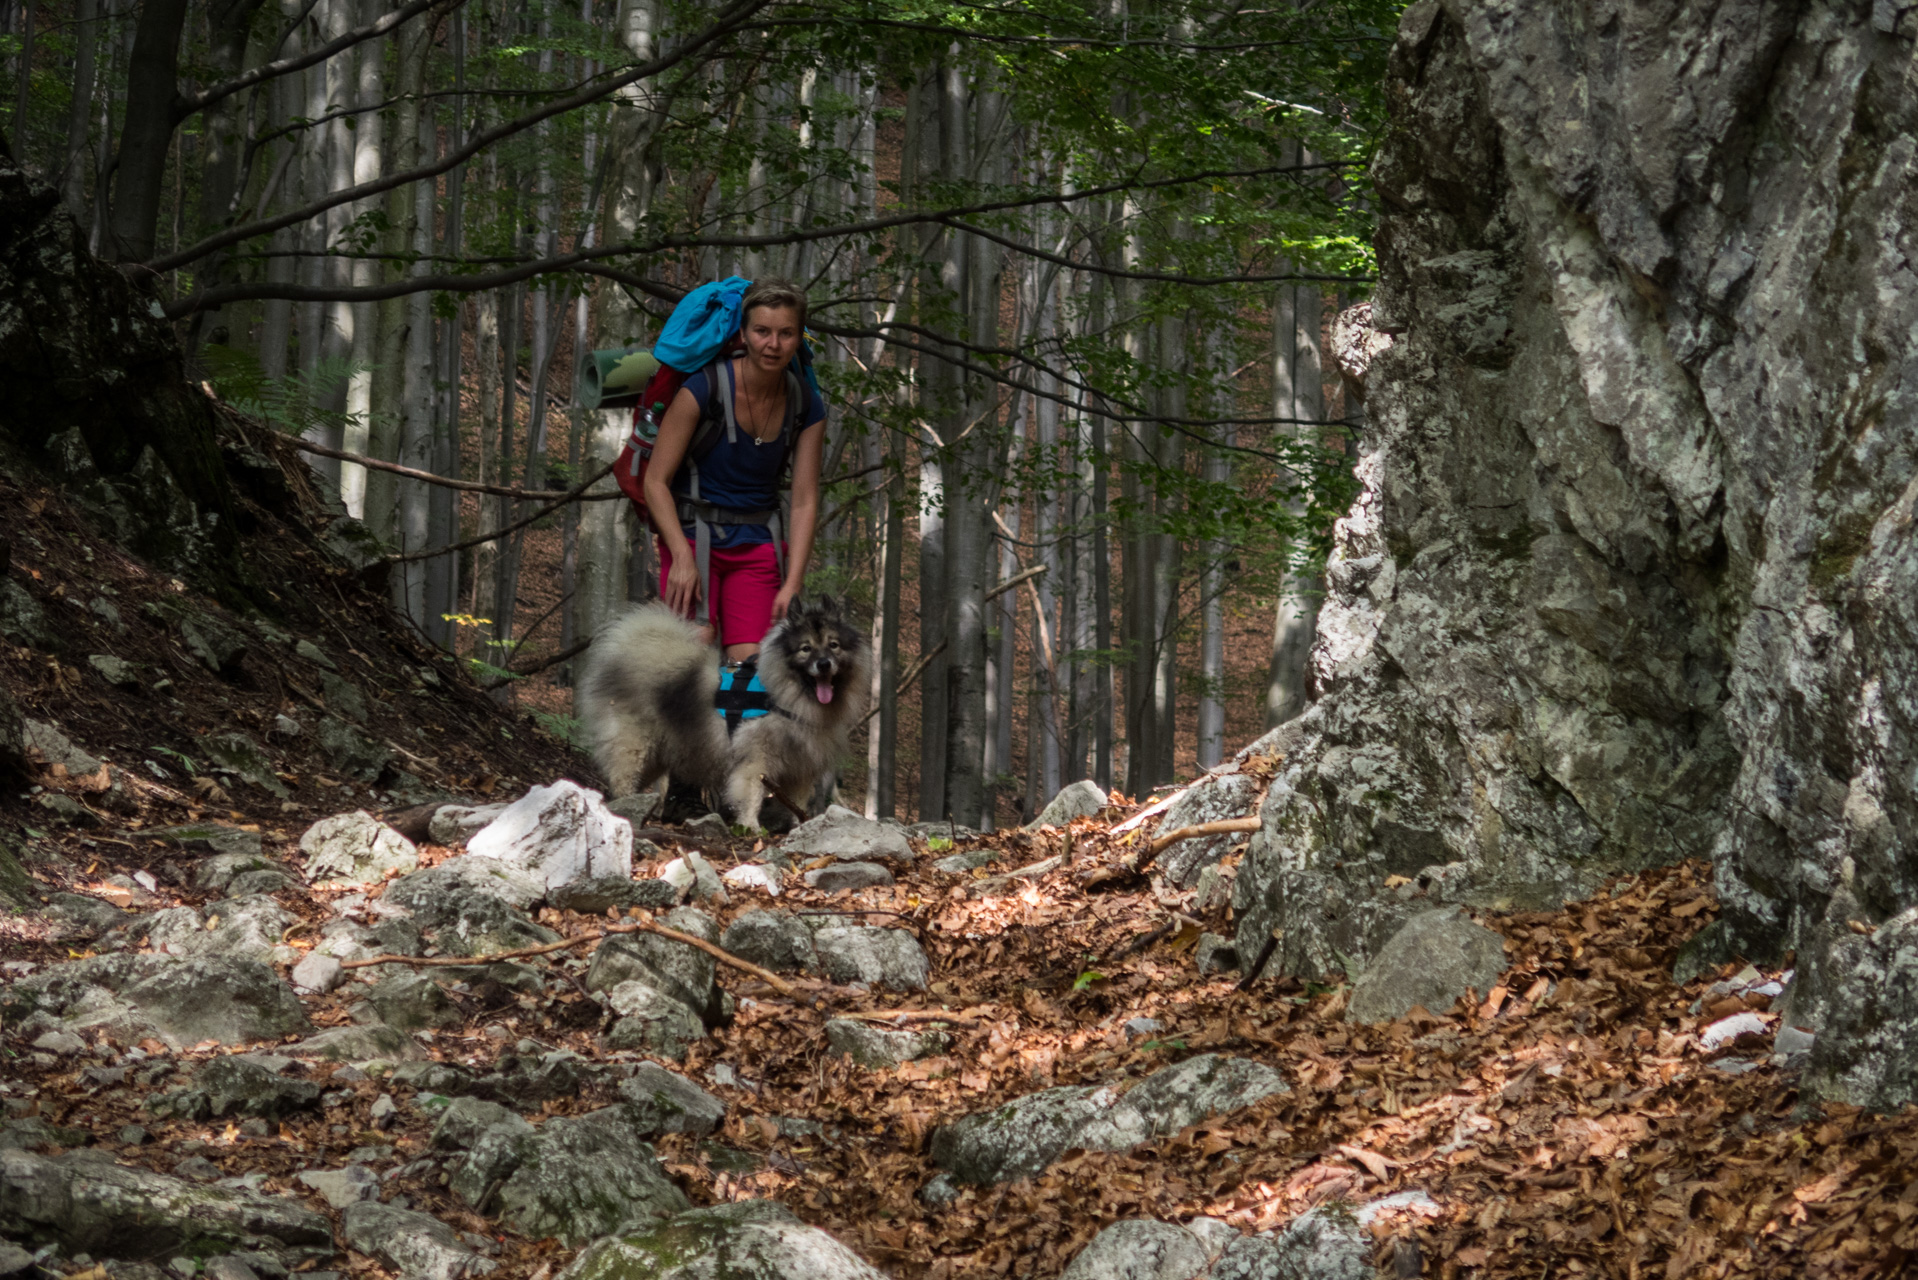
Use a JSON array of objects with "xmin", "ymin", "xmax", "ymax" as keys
[{"xmin": 666, "ymin": 553, "xmax": 703, "ymax": 618}]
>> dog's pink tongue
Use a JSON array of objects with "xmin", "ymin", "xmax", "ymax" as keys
[{"xmin": 815, "ymin": 679, "xmax": 834, "ymax": 705}]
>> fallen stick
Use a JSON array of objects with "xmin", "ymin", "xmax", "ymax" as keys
[
  {"xmin": 837, "ymin": 1009, "xmax": 983, "ymax": 1026},
  {"xmin": 335, "ymin": 918, "xmax": 811, "ymax": 1004},
  {"xmin": 760, "ymin": 774, "xmax": 811, "ymax": 824},
  {"xmin": 1081, "ymin": 816, "xmax": 1263, "ymax": 889}
]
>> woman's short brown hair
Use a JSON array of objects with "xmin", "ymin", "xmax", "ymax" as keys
[{"xmin": 740, "ymin": 277, "xmax": 808, "ymax": 330}]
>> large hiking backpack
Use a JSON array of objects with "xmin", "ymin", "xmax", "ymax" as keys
[{"xmin": 610, "ymin": 276, "xmax": 822, "ymax": 525}]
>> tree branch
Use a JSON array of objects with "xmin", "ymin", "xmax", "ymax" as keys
[
  {"xmin": 155, "ymin": 153, "xmax": 1357, "ymax": 286},
  {"xmin": 145, "ymin": 0, "xmax": 776, "ymax": 275},
  {"xmin": 174, "ymin": 0, "xmax": 452, "ymax": 123},
  {"xmin": 291, "ymin": 438, "xmax": 626, "ymax": 501},
  {"xmin": 387, "ymin": 463, "xmax": 617, "ymax": 564}
]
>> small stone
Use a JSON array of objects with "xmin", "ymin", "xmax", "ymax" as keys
[
  {"xmin": 292, "ymin": 952, "xmax": 344, "ymax": 995},
  {"xmin": 169, "ymin": 1258, "xmax": 199, "ymax": 1278},
  {"xmin": 295, "ymin": 639, "xmax": 337, "ymax": 671},
  {"xmin": 824, "ymin": 1018, "xmax": 950, "ymax": 1068},
  {"xmin": 719, "ymin": 911, "xmax": 818, "ymax": 973},
  {"xmin": 1194, "ymin": 934, "xmax": 1238, "ymax": 975},
  {"xmin": 617, "ymin": 1063, "xmax": 728, "ymax": 1138},
  {"xmin": 660, "ymin": 852, "xmax": 727, "ymax": 903},
  {"xmin": 88, "ymin": 653, "xmax": 139, "ymax": 686},
  {"xmin": 721, "ymin": 863, "xmax": 784, "ymax": 896},
  {"xmin": 932, "ymin": 849, "xmax": 998, "ymax": 874},
  {"xmin": 0, "ymin": 1244, "xmax": 33, "ymax": 1278},
  {"xmin": 370, "ymin": 1094, "xmax": 398, "ymax": 1128},
  {"xmin": 683, "ymin": 813, "xmax": 731, "ymax": 840},
  {"xmin": 202, "ymin": 1258, "xmax": 261, "ymax": 1280},
  {"xmin": 1346, "ymin": 906, "xmax": 1509, "ymax": 1025},
  {"xmin": 604, "ymin": 792, "xmax": 661, "ymax": 827},
  {"xmin": 1028, "ymin": 779, "xmax": 1108, "ymax": 829},
  {"xmin": 31, "ymin": 1030, "xmax": 86, "ymax": 1055},
  {"xmin": 174, "ymin": 1156, "xmax": 222, "ymax": 1181},
  {"xmin": 118, "ymin": 1125, "xmax": 149, "ymax": 1145},
  {"xmin": 1700, "ymin": 1011, "xmax": 1771, "ymax": 1051},
  {"xmin": 299, "ymin": 811, "xmax": 420, "ymax": 887},
  {"xmin": 269, "ymin": 715, "xmax": 302, "ymax": 739},
  {"xmin": 804, "ymin": 861, "xmax": 895, "ymax": 892},
  {"xmin": 298, "ymin": 1164, "xmax": 381, "ymax": 1209},
  {"xmin": 780, "ymin": 805, "xmax": 912, "ymax": 861},
  {"xmin": 1773, "ymin": 1024, "xmax": 1816, "ymax": 1060}
]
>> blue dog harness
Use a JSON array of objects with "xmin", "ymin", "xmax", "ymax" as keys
[{"xmin": 714, "ymin": 660, "xmax": 792, "ymax": 737}]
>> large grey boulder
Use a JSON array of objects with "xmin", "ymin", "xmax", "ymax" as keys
[
  {"xmin": 1346, "ymin": 907, "xmax": 1508, "ymax": 1024},
  {"xmin": 780, "ymin": 804, "xmax": 912, "ymax": 862},
  {"xmin": 0, "ymin": 1147, "xmax": 331, "ymax": 1260},
  {"xmin": 720, "ymin": 910, "xmax": 819, "ymax": 973},
  {"xmin": 618, "ymin": 1063, "xmax": 727, "ymax": 1138},
  {"xmin": 604, "ymin": 982, "xmax": 710, "ymax": 1060},
  {"xmin": 466, "ymin": 780, "xmax": 633, "ymax": 890},
  {"xmin": 299, "ymin": 811, "xmax": 419, "ymax": 887},
  {"xmin": 1029, "ymin": 779, "xmax": 1108, "ymax": 829},
  {"xmin": 811, "ymin": 926, "xmax": 929, "ymax": 990},
  {"xmin": 1060, "ymin": 1220, "xmax": 1211, "ymax": 1280},
  {"xmin": 930, "ymin": 1055, "xmax": 1287, "ymax": 1186},
  {"xmin": 556, "ymin": 1200, "xmax": 887, "ymax": 1280},
  {"xmin": 491, "ymin": 1107, "xmax": 691, "ymax": 1246},
  {"xmin": 340, "ymin": 1202, "xmax": 494, "ymax": 1280}
]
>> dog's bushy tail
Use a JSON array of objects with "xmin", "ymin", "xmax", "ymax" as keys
[{"xmin": 577, "ymin": 603, "xmax": 724, "ymax": 796}]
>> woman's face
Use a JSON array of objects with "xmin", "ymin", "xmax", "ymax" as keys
[{"xmin": 742, "ymin": 304, "xmax": 802, "ymax": 371}]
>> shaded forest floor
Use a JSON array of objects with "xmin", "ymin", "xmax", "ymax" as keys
[{"xmin": 1, "ymin": 436, "xmax": 1915, "ymax": 1280}]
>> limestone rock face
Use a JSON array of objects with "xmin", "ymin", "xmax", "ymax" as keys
[{"xmin": 1229, "ymin": 0, "xmax": 1918, "ymax": 1105}]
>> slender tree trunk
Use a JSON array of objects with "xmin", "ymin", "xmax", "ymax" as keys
[
  {"xmin": 59, "ymin": 0, "xmax": 98, "ymax": 217},
  {"xmin": 1265, "ymin": 260, "xmax": 1324, "ymax": 726},
  {"xmin": 105, "ymin": 0, "xmax": 188, "ymax": 261},
  {"xmin": 12, "ymin": 0, "xmax": 36, "ymax": 166},
  {"xmin": 341, "ymin": 0, "xmax": 386, "ymax": 519},
  {"xmin": 870, "ymin": 471, "xmax": 905, "ymax": 818}
]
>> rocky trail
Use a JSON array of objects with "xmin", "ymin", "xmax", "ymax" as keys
[{"xmin": 5, "ymin": 655, "xmax": 1916, "ymax": 1280}]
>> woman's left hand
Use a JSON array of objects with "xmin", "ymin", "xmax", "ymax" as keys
[{"xmin": 771, "ymin": 583, "xmax": 798, "ymax": 623}]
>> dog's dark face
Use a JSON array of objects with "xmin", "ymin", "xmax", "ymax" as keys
[{"xmin": 765, "ymin": 596, "xmax": 865, "ymax": 706}]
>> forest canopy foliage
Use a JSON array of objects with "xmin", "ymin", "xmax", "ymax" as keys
[{"xmin": 3, "ymin": 0, "xmax": 1401, "ymax": 824}]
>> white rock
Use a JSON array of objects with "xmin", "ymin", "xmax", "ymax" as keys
[
  {"xmin": 292, "ymin": 952, "xmax": 345, "ymax": 995},
  {"xmin": 780, "ymin": 805, "xmax": 912, "ymax": 862},
  {"xmin": 466, "ymin": 780, "xmax": 632, "ymax": 890},
  {"xmin": 1028, "ymin": 779, "xmax": 1108, "ymax": 830},
  {"xmin": 722, "ymin": 863, "xmax": 785, "ymax": 897},
  {"xmin": 1700, "ymin": 1011, "xmax": 1771, "ymax": 1051},
  {"xmin": 300, "ymin": 812, "xmax": 420, "ymax": 887},
  {"xmin": 660, "ymin": 851, "xmax": 727, "ymax": 903}
]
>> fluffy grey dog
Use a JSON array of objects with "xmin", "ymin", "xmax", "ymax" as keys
[{"xmin": 577, "ymin": 597, "xmax": 872, "ymax": 829}]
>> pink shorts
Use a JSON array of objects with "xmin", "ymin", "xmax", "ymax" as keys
[{"xmin": 658, "ymin": 538, "xmax": 784, "ymax": 648}]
